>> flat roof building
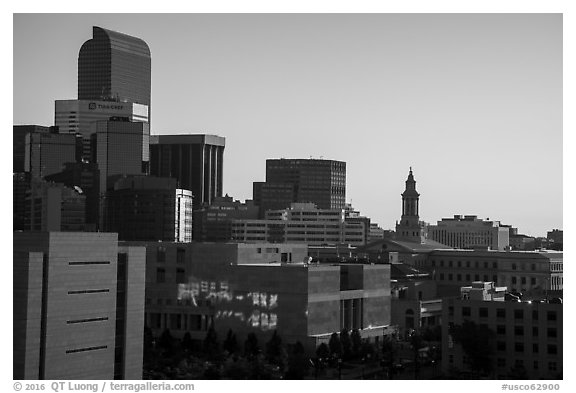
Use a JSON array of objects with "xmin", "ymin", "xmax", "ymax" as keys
[
  {"xmin": 13, "ymin": 232, "xmax": 146, "ymax": 379},
  {"xmin": 428, "ymin": 215, "xmax": 510, "ymax": 251},
  {"xmin": 150, "ymin": 134, "xmax": 225, "ymax": 209}
]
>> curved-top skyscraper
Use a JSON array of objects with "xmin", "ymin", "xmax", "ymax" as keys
[{"xmin": 78, "ymin": 26, "xmax": 151, "ymax": 107}]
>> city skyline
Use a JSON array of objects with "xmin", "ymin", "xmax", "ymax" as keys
[{"xmin": 13, "ymin": 13, "xmax": 562, "ymax": 236}]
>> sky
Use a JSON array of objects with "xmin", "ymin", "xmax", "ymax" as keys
[{"xmin": 12, "ymin": 13, "xmax": 563, "ymax": 236}]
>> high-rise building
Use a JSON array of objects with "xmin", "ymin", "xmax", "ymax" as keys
[
  {"xmin": 24, "ymin": 130, "xmax": 79, "ymax": 179},
  {"xmin": 78, "ymin": 26, "xmax": 151, "ymax": 108},
  {"xmin": 92, "ymin": 118, "xmax": 150, "ymax": 192},
  {"xmin": 395, "ymin": 168, "xmax": 426, "ymax": 243},
  {"xmin": 55, "ymin": 99, "xmax": 149, "ymax": 160},
  {"xmin": 45, "ymin": 162, "xmax": 101, "ymax": 230},
  {"xmin": 254, "ymin": 159, "xmax": 346, "ymax": 214},
  {"xmin": 104, "ymin": 176, "xmax": 193, "ymax": 242},
  {"xmin": 149, "ymin": 134, "xmax": 225, "ymax": 209},
  {"xmin": 14, "ymin": 125, "xmax": 51, "ymax": 173},
  {"xmin": 24, "ymin": 179, "xmax": 86, "ymax": 232},
  {"xmin": 13, "ymin": 232, "xmax": 146, "ymax": 379}
]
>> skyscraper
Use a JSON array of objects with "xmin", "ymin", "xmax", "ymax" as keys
[
  {"xmin": 149, "ymin": 134, "xmax": 225, "ymax": 209},
  {"xmin": 78, "ymin": 26, "xmax": 151, "ymax": 108}
]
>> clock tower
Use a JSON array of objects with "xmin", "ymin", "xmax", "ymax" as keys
[{"xmin": 395, "ymin": 168, "xmax": 426, "ymax": 243}]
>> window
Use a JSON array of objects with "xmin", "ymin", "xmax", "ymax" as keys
[
  {"xmin": 533, "ymin": 326, "xmax": 539, "ymax": 337},
  {"xmin": 497, "ymin": 308, "xmax": 506, "ymax": 318},
  {"xmin": 533, "ymin": 361, "xmax": 539, "ymax": 370},
  {"xmin": 497, "ymin": 358, "xmax": 506, "ymax": 367},
  {"xmin": 156, "ymin": 268, "xmax": 165, "ymax": 283},
  {"xmin": 176, "ymin": 268, "xmax": 186, "ymax": 284},
  {"xmin": 474, "ymin": 274, "xmax": 480, "ymax": 281},
  {"xmin": 514, "ymin": 343, "xmax": 524, "ymax": 353},
  {"xmin": 466, "ymin": 274, "xmax": 471, "ymax": 281},
  {"xmin": 533, "ymin": 343, "xmax": 539, "ymax": 353},
  {"xmin": 484, "ymin": 262, "xmax": 488, "ymax": 269},
  {"xmin": 483, "ymin": 275, "xmax": 489, "ymax": 282},
  {"xmin": 466, "ymin": 261, "xmax": 470, "ymax": 268},
  {"xmin": 449, "ymin": 260, "xmax": 453, "ymax": 268},
  {"xmin": 547, "ymin": 328, "xmax": 557, "ymax": 338},
  {"xmin": 514, "ymin": 309, "xmax": 524, "ymax": 320},
  {"xmin": 479, "ymin": 308, "xmax": 488, "ymax": 318},
  {"xmin": 547, "ymin": 311, "xmax": 557, "ymax": 321},
  {"xmin": 547, "ymin": 345, "xmax": 557, "ymax": 355},
  {"xmin": 493, "ymin": 262, "xmax": 498, "ymax": 269},
  {"xmin": 531, "ymin": 264, "xmax": 536, "ymax": 271},
  {"xmin": 440, "ymin": 273, "xmax": 445, "ymax": 281},
  {"xmin": 515, "ymin": 359, "xmax": 524, "ymax": 368},
  {"xmin": 514, "ymin": 326, "xmax": 524, "ymax": 336},
  {"xmin": 497, "ymin": 341, "xmax": 506, "ymax": 351},
  {"xmin": 497, "ymin": 325, "xmax": 506, "ymax": 335},
  {"xmin": 532, "ymin": 310, "xmax": 538, "ymax": 321},
  {"xmin": 512, "ymin": 277, "xmax": 517, "ymax": 284},
  {"xmin": 548, "ymin": 362, "xmax": 557, "ymax": 371},
  {"xmin": 440, "ymin": 260, "xmax": 444, "ymax": 267},
  {"xmin": 457, "ymin": 261, "xmax": 461, "ymax": 268},
  {"xmin": 176, "ymin": 248, "xmax": 185, "ymax": 264},
  {"xmin": 157, "ymin": 247, "xmax": 166, "ymax": 263},
  {"xmin": 531, "ymin": 277, "xmax": 536, "ymax": 285},
  {"xmin": 521, "ymin": 277, "xmax": 527, "ymax": 285},
  {"xmin": 512, "ymin": 263, "xmax": 517, "ymax": 270},
  {"xmin": 449, "ymin": 306, "xmax": 454, "ymax": 317},
  {"xmin": 462, "ymin": 307, "xmax": 471, "ymax": 317},
  {"xmin": 431, "ymin": 260, "xmax": 436, "ymax": 267},
  {"xmin": 457, "ymin": 274, "xmax": 462, "ymax": 281},
  {"xmin": 448, "ymin": 273, "xmax": 453, "ymax": 281}
]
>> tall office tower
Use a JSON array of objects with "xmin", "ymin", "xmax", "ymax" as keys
[
  {"xmin": 45, "ymin": 162, "xmax": 101, "ymax": 230},
  {"xmin": 78, "ymin": 26, "xmax": 151, "ymax": 108},
  {"xmin": 24, "ymin": 179, "xmax": 87, "ymax": 232},
  {"xmin": 14, "ymin": 125, "xmax": 51, "ymax": 173},
  {"xmin": 24, "ymin": 130, "xmax": 79, "ymax": 179},
  {"xmin": 104, "ymin": 176, "xmax": 193, "ymax": 242},
  {"xmin": 13, "ymin": 172, "xmax": 31, "ymax": 230},
  {"xmin": 92, "ymin": 118, "xmax": 150, "ymax": 192},
  {"xmin": 55, "ymin": 99, "xmax": 149, "ymax": 160},
  {"xmin": 149, "ymin": 134, "xmax": 225, "ymax": 209},
  {"xmin": 395, "ymin": 168, "xmax": 426, "ymax": 243},
  {"xmin": 13, "ymin": 232, "xmax": 145, "ymax": 379},
  {"xmin": 253, "ymin": 158, "xmax": 346, "ymax": 215}
]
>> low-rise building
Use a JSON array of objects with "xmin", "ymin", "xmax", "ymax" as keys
[
  {"xmin": 428, "ymin": 215, "xmax": 510, "ymax": 251},
  {"xmin": 124, "ymin": 241, "xmax": 391, "ymax": 353},
  {"xmin": 442, "ymin": 282, "xmax": 562, "ymax": 379}
]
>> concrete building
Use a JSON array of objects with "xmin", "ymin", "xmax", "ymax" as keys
[
  {"xmin": 395, "ymin": 168, "xmax": 426, "ymax": 243},
  {"xmin": 24, "ymin": 130, "xmax": 78, "ymax": 179},
  {"xmin": 13, "ymin": 232, "xmax": 145, "ymax": 379},
  {"xmin": 92, "ymin": 118, "xmax": 150, "ymax": 191},
  {"xmin": 78, "ymin": 26, "xmax": 151, "ymax": 109},
  {"xmin": 253, "ymin": 158, "xmax": 346, "ymax": 215},
  {"xmin": 428, "ymin": 215, "xmax": 510, "ymax": 251},
  {"xmin": 150, "ymin": 134, "xmax": 225, "ymax": 209},
  {"xmin": 546, "ymin": 230, "xmax": 563, "ymax": 251},
  {"xmin": 123, "ymin": 241, "xmax": 391, "ymax": 353},
  {"xmin": 14, "ymin": 125, "xmax": 53, "ymax": 173},
  {"xmin": 442, "ymin": 282, "xmax": 562, "ymax": 379},
  {"xmin": 104, "ymin": 176, "xmax": 193, "ymax": 242},
  {"xmin": 192, "ymin": 195, "xmax": 259, "ymax": 242},
  {"xmin": 509, "ymin": 234, "xmax": 536, "ymax": 251},
  {"xmin": 55, "ymin": 99, "xmax": 149, "ymax": 160},
  {"xmin": 231, "ymin": 203, "xmax": 368, "ymax": 246}
]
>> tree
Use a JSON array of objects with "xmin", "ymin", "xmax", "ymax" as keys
[
  {"xmin": 381, "ymin": 335, "xmax": 398, "ymax": 379},
  {"xmin": 409, "ymin": 332, "xmax": 425, "ymax": 379},
  {"xmin": 181, "ymin": 332, "xmax": 194, "ymax": 354},
  {"xmin": 340, "ymin": 328, "xmax": 352, "ymax": 360},
  {"xmin": 351, "ymin": 329, "xmax": 362, "ymax": 358},
  {"xmin": 285, "ymin": 342, "xmax": 309, "ymax": 379},
  {"xmin": 158, "ymin": 328, "xmax": 175, "ymax": 355},
  {"xmin": 328, "ymin": 332, "xmax": 342, "ymax": 358},
  {"xmin": 223, "ymin": 329, "xmax": 238, "ymax": 355},
  {"xmin": 244, "ymin": 332, "xmax": 260, "ymax": 358},
  {"xmin": 265, "ymin": 330, "xmax": 283, "ymax": 365},
  {"xmin": 450, "ymin": 320, "xmax": 495, "ymax": 376},
  {"xmin": 316, "ymin": 343, "xmax": 330, "ymax": 360},
  {"xmin": 203, "ymin": 324, "xmax": 220, "ymax": 358}
]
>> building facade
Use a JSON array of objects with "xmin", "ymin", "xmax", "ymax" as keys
[
  {"xmin": 104, "ymin": 176, "xmax": 193, "ymax": 242},
  {"xmin": 122, "ymin": 241, "xmax": 390, "ymax": 353},
  {"xmin": 78, "ymin": 26, "xmax": 151, "ymax": 108},
  {"xmin": 192, "ymin": 195, "xmax": 259, "ymax": 242},
  {"xmin": 92, "ymin": 119, "xmax": 150, "ymax": 192},
  {"xmin": 253, "ymin": 158, "xmax": 346, "ymax": 215},
  {"xmin": 14, "ymin": 125, "xmax": 52, "ymax": 173},
  {"xmin": 149, "ymin": 134, "xmax": 225, "ymax": 209},
  {"xmin": 442, "ymin": 282, "xmax": 562, "ymax": 379},
  {"xmin": 230, "ymin": 203, "xmax": 368, "ymax": 246},
  {"xmin": 24, "ymin": 131, "xmax": 78, "ymax": 179},
  {"xmin": 428, "ymin": 215, "xmax": 510, "ymax": 251},
  {"xmin": 13, "ymin": 232, "xmax": 145, "ymax": 380}
]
